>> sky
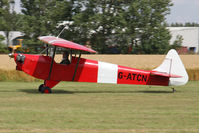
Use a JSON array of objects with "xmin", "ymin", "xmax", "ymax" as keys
[
  {"xmin": 166, "ymin": 0, "xmax": 199, "ymax": 23},
  {"xmin": 14, "ymin": 0, "xmax": 21, "ymax": 13},
  {"xmin": 14, "ymin": 0, "xmax": 199, "ymax": 24}
]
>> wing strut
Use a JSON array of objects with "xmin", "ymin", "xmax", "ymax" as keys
[
  {"xmin": 48, "ymin": 46, "xmax": 57, "ymax": 80},
  {"xmin": 46, "ymin": 44, "xmax": 49, "ymax": 56},
  {"xmin": 72, "ymin": 53, "xmax": 81, "ymax": 81}
]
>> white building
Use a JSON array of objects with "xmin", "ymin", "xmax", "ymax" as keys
[
  {"xmin": 0, "ymin": 31, "xmax": 24, "ymax": 46},
  {"xmin": 168, "ymin": 27, "xmax": 199, "ymax": 53}
]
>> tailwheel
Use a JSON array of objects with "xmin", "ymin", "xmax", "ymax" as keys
[
  {"xmin": 38, "ymin": 84, "xmax": 52, "ymax": 93},
  {"xmin": 172, "ymin": 88, "xmax": 176, "ymax": 93}
]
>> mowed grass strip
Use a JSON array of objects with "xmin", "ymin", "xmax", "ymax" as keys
[{"xmin": 0, "ymin": 81, "xmax": 198, "ymax": 132}]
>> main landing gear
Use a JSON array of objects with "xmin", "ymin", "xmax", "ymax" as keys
[{"xmin": 38, "ymin": 84, "xmax": 52, "ymax": 93}]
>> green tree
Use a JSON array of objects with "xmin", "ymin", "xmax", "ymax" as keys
[
  {"xmin": 19, "ymin": 0, "xmax": 173, "ymax": 54},
  {"xmin": 0, "ymin": 0, "xmax": 17, "ymax": 47},
  {"xmin": 170, "ymin": 35, "xmax": 183, "ymax": 49},
  {"xmin": 125, "ymin": 0, "xmax": 173, "ymax": 54},
  {"xmin": 0, "ymin": 35, "xmax": 5, "ymax": 45},
  {"xmin": 0, "ymin": 35, "xmax": 9, "ymax": 53},
  {"xmin": 170, "ymin": 22, "xmax": 199, "ymax": 27},
  {"xmin": 71, "ymin": 0, "xmax": 172, "ymax": 54},
  {"xmin": 20, "ymin": 0, "xmax": 75, "ymax": 52},
  {"xmin": 72, "ymin": 0, "xmax": 129, "ymax": 53}
]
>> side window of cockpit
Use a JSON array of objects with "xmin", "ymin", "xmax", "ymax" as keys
[{"xmin": 49, "ymin": 47, "xmax": 54, "ymax": 57}]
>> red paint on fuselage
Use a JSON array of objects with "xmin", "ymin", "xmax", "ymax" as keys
[
  {"xmin": 117, "ymin": 65, "xmax": 169, "ymax": 86},
  {"xmin": 14, "ymin": 54, "xmax": 98, "ymax": 83},
  {"xmin": 14, "ymin": 54, "xmax": 169, "ymax": 88},
  {"xmin": 117, "ymin": 65, "xmax": 150, "ymax": 85}
]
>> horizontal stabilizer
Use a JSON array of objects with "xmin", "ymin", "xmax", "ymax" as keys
[{"xmin": 150, "ymin": 71, "xmax": 182, "ymax": 78}]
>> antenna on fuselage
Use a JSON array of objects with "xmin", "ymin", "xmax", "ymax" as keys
[{"xmin": 57, "ymin": 25, "xmax": 68, "ymax": 38}]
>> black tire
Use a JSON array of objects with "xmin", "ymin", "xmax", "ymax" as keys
[
  {"xmin": 41, "ymin": 86, "xmax": 52, "ymax": 94},
  {"xmin": 38, "ymin": 84, "xmax": 44, "ymax": 92}
]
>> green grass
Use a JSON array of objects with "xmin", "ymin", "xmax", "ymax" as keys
[{"xmin": 0, "ymin": 81, "xmax": 199, "ymax": 133}]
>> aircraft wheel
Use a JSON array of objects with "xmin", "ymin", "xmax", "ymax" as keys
[
  {"xmin": 38, "ymin": 84, "xmax": 44, "ymax": 92},
  {"xmin": 172, "ymin": 88, "xmax": 176, "ymax": 93},
  {"xmin": 41, "ymin": 86, "xmax": 52, "ymax": 94}
]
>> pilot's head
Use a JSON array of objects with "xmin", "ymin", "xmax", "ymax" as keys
[{"xmin": 63, "ymin": 51, "xmax": 69, "ymax": 58}]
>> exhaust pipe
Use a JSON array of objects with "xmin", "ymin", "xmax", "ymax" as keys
[{"xmin": 8, "ymin": 53, "xmax": 14, "ymax": 58}]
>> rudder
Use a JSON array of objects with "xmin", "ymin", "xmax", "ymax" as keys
[{"xmin": 153, "ymin": 49, "xmax": 188, "ymax": 86}]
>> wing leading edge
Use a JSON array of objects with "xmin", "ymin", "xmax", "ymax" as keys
[{"xmin": 38, "ymin": 36, "xmax": 96, "ymax": 53}]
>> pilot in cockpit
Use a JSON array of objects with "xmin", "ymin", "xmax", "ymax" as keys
[{"xmin": 60, "ymin": 51, "xmax": 71, "ymax": 65}]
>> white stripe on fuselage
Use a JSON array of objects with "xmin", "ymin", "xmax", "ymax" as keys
[{"xmin": 97, "ymin": 61, "xmax": 118, "ymax": 84}]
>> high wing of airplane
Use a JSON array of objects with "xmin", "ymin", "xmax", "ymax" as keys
[
  {"xmin": 9, "ymin": 36, "xmax": 189, "ymax": 93},
  {"xmin": 38, "ymin": 36, "xmax": 96, "ymax": 53}
]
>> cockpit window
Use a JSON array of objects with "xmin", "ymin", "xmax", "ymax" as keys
[{"xmin": 60, "ymin": 51, "xmax": 71, "ymax": 65}]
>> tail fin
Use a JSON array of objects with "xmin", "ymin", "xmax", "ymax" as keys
[{"xmin": 153, "ymin": 49, "xmax": 189, "ymax": 86}]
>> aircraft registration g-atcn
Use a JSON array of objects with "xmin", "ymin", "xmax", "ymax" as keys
[{"xmin": 9, "ymin": 36, "xmax": 188, "ymax": 93}]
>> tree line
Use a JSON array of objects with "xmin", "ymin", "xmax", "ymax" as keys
[
  {"xmin": 169, "ymin": 22, "xmax": 199, "ymax": 27},
  {"xmin": 0, "ymin": 0, "xmax": 182, "ymax": 54}
]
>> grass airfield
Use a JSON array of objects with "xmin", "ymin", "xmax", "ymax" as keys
[{"xmin": 0, "ymin": 81, "xmax": 198, "ymax": 133}]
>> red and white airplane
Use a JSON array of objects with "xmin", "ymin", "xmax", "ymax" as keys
[{"xmin": 9, "ymin": 36, "xmax": 188, "ymax": 93}]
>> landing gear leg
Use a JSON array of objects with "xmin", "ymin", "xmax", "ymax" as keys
[
  {"xmin": 38, "ymin": 84, "xmax": 52, "ymax": 93},
  {"xmin": 38, "ymin": 84, "xmax": 44, "ymax": 92},
  {"xmin": 172, "ymin": 88, "xmax": 176, "ymax": 93}
]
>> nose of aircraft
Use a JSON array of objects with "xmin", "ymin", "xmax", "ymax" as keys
[
  {"xmin": 9, "ymin": 53, "xmax": 26, "ymax": 71},
  {"xmin": 16, "ymin": 54, "xmax": 26, "ymax": 63},
  {"xmin": 8, "ymin": 53, "xmax": 26, "ymax": 64}
]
